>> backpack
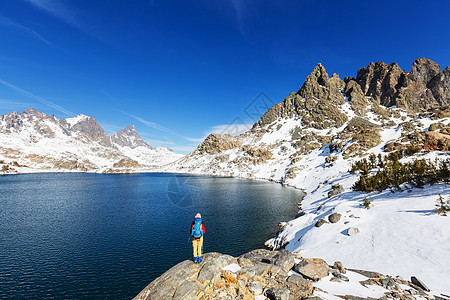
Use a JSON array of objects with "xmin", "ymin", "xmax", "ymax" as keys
[{"xmin": 192, "ymin": 217, "xmax": 203, "ymax": 238}]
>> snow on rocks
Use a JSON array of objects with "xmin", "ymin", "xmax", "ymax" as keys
[
  {"xmin": 347, "ymin": 227, "xmax": 360, "ymax": 236},
  {"xmin": 0, "ymin": 109, "xmax": 184, "ymax": 174},
  {"xmin": 134, "ymin": 249, "xmax": 433, "ymax": 300}
]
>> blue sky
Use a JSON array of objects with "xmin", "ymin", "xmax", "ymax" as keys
[{"xmin": 0, "ymin": 0, "xmax": 449, "ymax": 153}]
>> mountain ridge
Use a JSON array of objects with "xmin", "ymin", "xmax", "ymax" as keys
[{"xmin": 0, "ymin": 109, "xmax": 183, "ymax": 173}]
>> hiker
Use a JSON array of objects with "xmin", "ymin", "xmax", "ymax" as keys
[{"xmin": 190, "ymin": 213, "xmax": 205, "ymax": 263}]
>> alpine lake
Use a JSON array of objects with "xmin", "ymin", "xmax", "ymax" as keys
[{"xmin": 0, "ymin": 173, "xmax": 303, "ymax": 299}]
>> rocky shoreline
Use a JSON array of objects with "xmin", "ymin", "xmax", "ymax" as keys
[{"xmin": 133, "ymin": 249, "xmax": 439, "ymax": 300}]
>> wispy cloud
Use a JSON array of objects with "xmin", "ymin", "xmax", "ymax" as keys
[
  {"xmin": 230, "ymin": 0, "xmax": 245, "ymax": 34},
  {"xmin": 207, "ymin": 123, "xmax": 251, "ymax": 136},
  {"xmin": 0, "ymin": 78, "xmax": 74, "ymax": 116},
  {"xmin": 182, "ymin": 136, "xmax": 205, "ymax": 143},
  {"xmin": 97, "ymin": 121, "xmax": 124, "ymax": 135},
  {"xmin": 0, "ymin": 16, "xmax": 52, "ymax": 45},
  {"xmin": 100, "ymin": 89, "xmax": 115, "ymax": 102},
  {"xmin": 0, "ymin": 99, "xmax": 42, "ymax": 110},
  {"xmin": 119, "ymin": 110, "xmax": 206, "ymax": 143},
  {"xmin": 119, "ymin": 110, "xmax": 176, "ymax": 134},
  {"xmin": 24, "ymin": 0, "xmax": 101, "ymax": 40},
  {"xmin": 25, "ymin": 0, "xmax": 78, "ymax": 27},
  {"xmin": 170, "ymin": 145, "xmax": 198, "ymax": 153},
  {"xmin": 208, "ymin": 0, "xmax": 254, "ymax": 36},
  {"xmin": 145, "ymin": 138, "xmax": 176, "ymax": 146}
]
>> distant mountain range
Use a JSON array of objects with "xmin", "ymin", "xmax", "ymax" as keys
[{"xmin": 0, "ymin": 108, "xmax": 184, "ymax": 173}]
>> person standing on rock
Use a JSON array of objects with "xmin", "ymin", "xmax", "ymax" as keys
[{"xmin": 190, "ymin": 213, "xmax": 205, "ymax": 263}]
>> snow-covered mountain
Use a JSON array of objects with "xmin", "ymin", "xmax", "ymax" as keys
[
  {"xmin": 164, "ymin": 58, "xmax": 450, "ymax": 294},
  {"xmin": 0, "ymin": 108, "xmax": 184, "ymax": 173}
]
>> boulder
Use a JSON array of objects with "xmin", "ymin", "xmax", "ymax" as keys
[
  {"xmin": 347, "ymin": 269, "xmax": 382, "ymax": 279},
  {"xmin": 287, "ymin": 275, "xmax": 310, "ymax": 286},
  {"xmin": 328, "ymin": 212, "xmax": 341, "ymax": 223},
  {"xmin": 237, "ymin": 263, "xmax": 271, "ymax": 278},
  {"xmin": 271, "ymin": 249, "xmax": 295, "ymax": 273},
  {"xmin": 331, "ymin": 271, "xmax": 349, "ymax": 282},
  {"xmin": 347, "ymin": 227, "xmax": 360, "ymax": 236},
  {"xmin": 266, "ymin": 287, "xmax": 291, "ymax": 300},
  {"xmin": 380, "ymin": 277, "xmax": 397, "ymax": 290},
  {"xmin": 411, "ymin": 276, "xmax": 430, "ymax": 292},
  {"xmin": 238, "ymin": 249, "xmax": 276, "ymax": 265},
  {"xmin": 328, "ymin": 184, "xmax": 344, "ymax": 198},
  {"xmin": 294, "ymin": 258, "xmax": 329, "ymax": 281},
  {"xmin": 333, "ymin": 261, "xmax": 346, "ymax": 274},
  {"xmin": 315, "ymin": 218, "xmax": 328, "ymax": 227}
]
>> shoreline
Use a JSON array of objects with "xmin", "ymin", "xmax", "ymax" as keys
[
  {"xmin": 1, "ymin": 168, "xmax": 305, "ymax": 249},
  {"xmin": 4, "ymin": 167, "xmax": 449, "ymax": 295}
]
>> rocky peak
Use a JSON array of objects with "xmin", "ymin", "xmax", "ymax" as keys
[
  {"xmin": 297, "ymin": 63, "xmax": 330, "ymax": 100},
  {"xmin": 22, "ymin": 108, "xmax": 44, "ymax": 117},
  {"xmin": 254, "ymin": 58, "xmax": 449, "ymax": 132},
  {"xmin": 410, "ymin": 57, "xmax": 441, "ymax": 82},
  {"xmin": 254, "ymin": 63, "xmax": 347, "ymax": 129},
  {"xmin": 347, "ymin": 58, "xmax": 449, "ymax": 112},
  {"xmin": 69, "ymin": 115, "xmax": 111, "ymax": 146},
  {"xmin": 0, "ymin": 111, "xmax": 22, "ymax": 133},
  {"xmin": 354, "ymin": 61, "xmax": 406, "ymax": 108},
  {"xmin": 111, "ymin": 125, "xmax": 153, "ymax": 149}
]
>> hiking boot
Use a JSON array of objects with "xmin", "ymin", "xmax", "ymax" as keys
[
  {"xmin": 198, "ymin": 257, "xmax": 202, "ymax": 263},
  {"xmin": 194, "ymin": 257, "xmax": 198, "ymax": 263}
]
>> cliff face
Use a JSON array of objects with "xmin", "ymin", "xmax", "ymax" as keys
[{"xmin": 347, "ymin": 57, "xmax": 449, "ymax": 112}]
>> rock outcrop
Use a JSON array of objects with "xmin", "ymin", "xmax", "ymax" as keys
[
  {"xmin": 134, "ymin": 249, "xmax": 435, "ymax": 299},
  {"xmin": 134, "ymin": 250, "xmax": 314, "ymax": 300},
  {"xmin": 345, "ymin": 58, "xmax": 449, "ymax": 113},
  {"xmin": 192, "ymin": 133, "xmax": 242, "ymax": 155},
  {"xmin": 255, "ymin": 64, "xmax": 348, "ymax": 130},
  {"xmin": 255, "ymin": 57, "xmax": 449, "ymax": 132}
]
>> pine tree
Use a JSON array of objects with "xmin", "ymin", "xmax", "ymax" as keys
[{"xmin": 436, "ymin": 194, "xmax": 450, "ymax": 216}]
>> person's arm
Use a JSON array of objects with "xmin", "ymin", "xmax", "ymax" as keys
[
  {"xmin": 190, "ymin": 222, "xmax": 194, "ymax": 235},
  {"xmin": 202, "ymin": 222, "xmax": 205, "ymax": 234}
]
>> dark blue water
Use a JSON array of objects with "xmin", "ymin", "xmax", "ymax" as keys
[{"xmin": 0, "ymin": 173, "xmax": 303, "ymax": 299}]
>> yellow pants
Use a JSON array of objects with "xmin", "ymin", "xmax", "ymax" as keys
[{"xmin": 192, "ymin": 236, "xmax": 203, "ymax": 257}]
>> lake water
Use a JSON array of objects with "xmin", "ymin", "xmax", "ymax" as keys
[{"xmin": 0, "ymin": 173, "xmax": 303, "ymax": 299}]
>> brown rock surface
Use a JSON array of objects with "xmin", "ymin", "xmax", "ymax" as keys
[
  {"xmin": 347, "ymin": 58, "xmax": 449, "ymax": 113},
  {"xmin": 192, "ymin": 133, "xmax": 241, "ymax": 155},
  {"xmin": 133, "ymin": 250, "xmax": 314, "ymax": 300},
  {"xmin": 294, "ymin": 258, "xmax": 330, "ymax": 281}
]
